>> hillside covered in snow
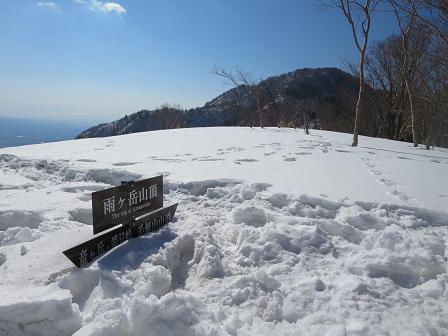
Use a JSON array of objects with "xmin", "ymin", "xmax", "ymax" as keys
[{"xmin": 0, "ymin": 127, "xmax": 447, "ymax": 336}]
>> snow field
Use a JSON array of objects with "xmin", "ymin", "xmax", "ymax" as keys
[{"xmin": 0, "ymin": 127, "xmax": 447, "ymax": 335}]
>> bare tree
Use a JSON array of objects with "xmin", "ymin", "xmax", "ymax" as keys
[
  {"xmin": 263, "ymin": 83, "xmax": 283, "ymax": 127},
  {"xmin": 320, "ymin": 0, "xmax": 380, "ymax": 146},
  {"xmin": 389, "ymin": 0, "xmax": 423, "ymax": 147},
  {"xmin": 211, "ymin": 66, "xmax": 266, "ymax": 128},
  {"xmin": 365, "ymin": 33, "xmax": 422, "ymax": 141},
  {"xmin": 413, "ymin": 0, "xmax": 448, "ymax": 46},
  {"xmin": 415, "ymin": 27, "xmax": 448, "ymax": 148},
  {"xmin": 299, "ymin": 99, "xmax": 319, "ymax": 134},
  {"xmin": 157, "ymin": 103, "xmax": 184, "ymax": 130}
]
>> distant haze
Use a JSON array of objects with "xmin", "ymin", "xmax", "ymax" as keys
[{"xmin": 0, "ymin": 117, "xmax": 95, "ymax": 148}]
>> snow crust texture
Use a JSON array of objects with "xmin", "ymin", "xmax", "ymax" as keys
[{"xmin": 0, "ymin": 127, "xmax": 447, "ymax": 336}]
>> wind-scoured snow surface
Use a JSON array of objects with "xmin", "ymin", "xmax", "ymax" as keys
[{"xmin": 0, "ymin": 127, "xmax": 447, "ymax": 336}]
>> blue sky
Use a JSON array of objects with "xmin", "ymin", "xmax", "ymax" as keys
[{"xmin": 0, "ymin": 0, "xmax": 397, "ymax": 123}]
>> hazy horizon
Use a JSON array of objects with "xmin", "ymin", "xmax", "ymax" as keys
[{"xmin": 0, "ymin": 116, "xmax": 98, "ymax": 148}]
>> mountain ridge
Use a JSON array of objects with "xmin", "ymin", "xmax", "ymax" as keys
[{"xmin": 77, "ymin": 67, "xmax": 359, "ymax": 139}]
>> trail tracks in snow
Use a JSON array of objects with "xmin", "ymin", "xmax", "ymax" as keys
[
  {"xmin": 0, "ymin": 127, "xmax": 447, "ymax": 335},
  {"xmin": 359, "ymin": 155, "xmax": 413, "ymax": 202}
]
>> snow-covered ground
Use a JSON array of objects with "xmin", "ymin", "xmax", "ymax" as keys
[{"xmin": 0, "ymin": 127, "xmax": 447, "ymax": 336}]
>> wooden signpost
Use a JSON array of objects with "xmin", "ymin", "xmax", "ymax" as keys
[{"xmin": 63, "ymin": 175, "xmax": 178, "ymax": 268}]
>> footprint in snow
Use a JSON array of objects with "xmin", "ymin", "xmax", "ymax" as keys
[
  {"xmin": 77, "ymin": 159, "xmax": 97, "ymax": 163},
  {"xmin": 369, "ymin": 169, "xmax": 383, "ymax": 176},
  {"xmin": 284, "ymin": 157, "xmax": 297, "ymax": 162},
  {"xmin": 112, "ymin": 162, "xmax": 141, "ymax": 167},
  {"xmin": 390, "ymin": 190, "xmax": 411, "ymax": 201},
  {"xmin": 379, "ymin": 178, "xmax": 396, "ymax": 187},
  {"xmin": 234, "ymin": 159, "xmax": 259, "ymax": 165},
  {"xmin": 192, "ymin": 157, "xmax": 224, "ymax": 162},
  {"xmin": 152, "ymin": 158, "xmax": 185, "ymax": 163},
  {"xmin": 398, "ymin": 156, "xmax": 414, "ymax": 161},
  {"xmin": 217, "ymin": 147, "xmax": 247, "ymax": 154}
]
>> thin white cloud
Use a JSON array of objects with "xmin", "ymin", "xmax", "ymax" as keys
[
  {"xmin": 93, "ymin": 2, "xmax": 126, "ymax": 14},
  {"xmin": 74, "ymin": 0, "xmax": 126, "ymax": 14},
  {"xmin": 37, "ymin": 2, "xmax": 60, "ymax": 10}
]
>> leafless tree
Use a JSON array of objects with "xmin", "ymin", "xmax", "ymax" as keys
[
  {"xmin": 263, "ymin": 83, "xmax": 283, "ymax": 127},
  {"xmin": 299, "ymin": 99, "xmax": 318, "ymax": 134},
  {"xmin": 211, "ymin": 66, "xmax": 266, "ymax": 128},
  {"xmin": 365, "ymin": 34, "xmax": 413, "ymax": 141},
  {"xmin": 157, "ymin": 103, "xmax": 184, "ymax": 130},
  {"xmin": 364, "ymin": 18, "xmax": 448, "ymax": 148},
  {"xmin": 320, "ymin": 0, "xmax": 380, "ymax": 146},
  {"xmin": 389, "ymin": 0, "xmax": 424, "ymax": 147},
  {"xmin": 415, "ymin": 29, "xmax": 448, "ymax": 148},
  {"xmin": 412, "ymin": 0, "xmax": 448, "ymax": 46}
]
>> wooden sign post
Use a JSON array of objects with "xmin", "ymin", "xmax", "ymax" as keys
[{"xmin": 63, "ymin": 175, "xmax": 178, "ymax": 268}]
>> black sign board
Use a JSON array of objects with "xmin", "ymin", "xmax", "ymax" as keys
[
  {"xmin": 92, "ymin": 175, "xmax": 163, "ymax": 234},
  {"xmin": 63, "ymin": 203, "xmax": 178, "ymax": 268}
]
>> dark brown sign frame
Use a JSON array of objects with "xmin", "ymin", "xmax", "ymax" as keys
[
  {"xmin": 92, "ymin": 175, "xmax": 163, "ymax": 234},
  {"xmin": 63, "ymin": 203, "xmax": 178, "ymax": 268}
]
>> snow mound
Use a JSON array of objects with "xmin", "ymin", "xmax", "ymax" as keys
[
  {"xmin": 0, "ymin": 210, "xmax": 43, "ymax": 231},
  {"xmin": 69, "ymin": 208, "xmax": 93, "ymax": 225},
  {"xmin": 357, "ymin": 224, "xmax": 446, "ymax": 288},
  {"xmin": 233, "ymin": 207, "xmax": 267, "ymax": 227},
  {"xmin": 0, "ymin": 285, "xmax": 81, "ymax": 336},
  {"xmin": 173, "ymin": 179, "xmax": 242, "ymax": 196},
  {"xmin": 127, "ymin": 293, "xmax": 203, "ymax": 336},
  {"xmin": 150, "ymin": 234, "xmax": 195, "ymax": 289}
]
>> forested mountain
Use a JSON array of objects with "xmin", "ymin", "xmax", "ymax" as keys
[{"xmin": 76, "ymin": 67, "xmax": 360, "ymax": 139}]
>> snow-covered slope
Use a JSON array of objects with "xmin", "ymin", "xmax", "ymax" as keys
[{"xmin": 0, "ymin": 127, "xmax": 447, "ymax": 336}]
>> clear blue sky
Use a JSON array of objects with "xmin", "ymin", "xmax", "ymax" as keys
[{"xmin": 0, "ymin": 0, "xmax": 397, "ymax": 123}]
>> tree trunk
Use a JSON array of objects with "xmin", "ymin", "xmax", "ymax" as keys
[
  {"xmin": 398, "ymin": 8, "xmax": 418, "ymax": 147},
  {"xmin": 303, "ymin": 110, "xmax": 310, "ymax": 135},
  {"xmin": 404, "ymin": 77, "xmax": 418, "ymax": 147},
  {"xmin": 257, "ymin": 98, "xmax": 265, "ymax": 128},
  {"xmin": 352, "ymin": 51, "xmax": 366, "ymax": 147}
]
